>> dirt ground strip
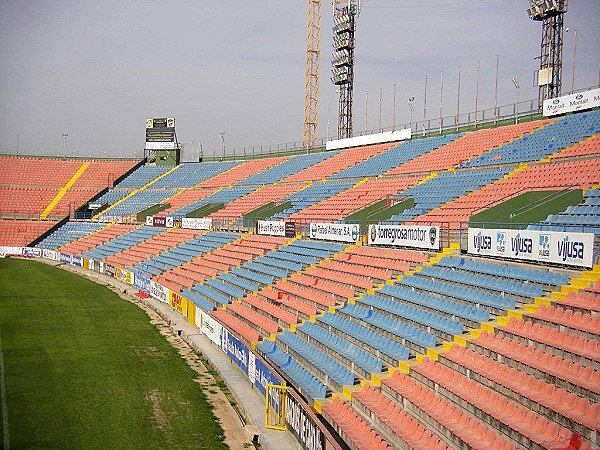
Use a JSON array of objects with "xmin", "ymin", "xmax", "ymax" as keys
[{"xmin": 49, "ymin": 260, "xmax": 256, "ymax": 450}]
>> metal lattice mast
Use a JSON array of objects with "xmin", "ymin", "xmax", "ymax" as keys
[
  {"xmin": 528, "ymin": 0, "xmax": 568, "ymax": 106},
  {"xmin": 332, "ymin": 0, "xmax": 360, "ymax": 140},
  {"xmin": 303, "ymin": 0, "xmax": 322, "ymax": 149}
]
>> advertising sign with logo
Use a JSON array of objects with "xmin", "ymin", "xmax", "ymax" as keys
[
  {"xmin": 117, "ymin": 268, "xmax": 134, "ymax": 285},
  {"xmin": 201, "ymin": 313, "xmax": 223, "ymax": 346},
  {"xmin": 145, "ymin": 216, "xmax": 153, "ymax": 226},
  {"xmin": 99, "ymin": 261, "xmax": 104, "ymax": 274},
  {"xmin": 71, "ymin": 255, "xmax": 83, "ymax": 267},
  {"xmin": 285, "ymin": 393, "xmax": 325, "ymax": 450},
  {"xmin": 285, "ymin": 221, "xmax": 296, "ymax": 238},
  {"xmin": 21, "ymin": 247, "xmax": 41, "ymax": 258},
  {"xmin": 42, "ymin": 249, "xmax": 60, "ymax": 261},
  {"xmin": 249, "ymin": 353, "xmax": 281, "ymax": 397},
  {"xmin": 60, "ymin": 253, "xmax": 72, "ymax": 264},
  {"xmin": 152, "ymin": 216, "xmax": 167, "ymax": 228},
  {"xmin": 0, "ymin": 246, "xmax": 22, "ymax": 256},
  {"xmin": 326, "ymin": 128, "xmax": 411, "ymax": 151},
  {"xmin": 468, "ymin": 227, "xmax": 594, "ymax": 268},
  {"xmin": 181, "ymin": 217, "xmax": 212, "ymax": 230},
  {"xmin": 257, "ymin": 220, "xmax": 287, "ymax": 237},
  {"xmin": 543, "ymin": 88, "xmax": 600, "ymax": 117},
  {"xmin": 368, "ymin": 224, "xmax": 440, "ymax": 250},
  {"xmin": 104, "ymin": 264, "xmax": 116, "ymax": 278},
  {"xmin": 134, "ymin": 273, "xmax": 151, "ymax": 294},
  {"xmin": 150, "ymin": 280, "xmax": 169, "ymax": 303},
  {"xmin": 169, "ymin": 291, "xmax": 187, "ymax": 315},
  {"xmin": 221, "ymin": 329, "xmax": 249, "ymax": 375},
  {"xmin": 308, "ymin": 222, "xmax": 360, "ymax": 243}
]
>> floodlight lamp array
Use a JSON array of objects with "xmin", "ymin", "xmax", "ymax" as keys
[
  {"xmin": 333, "ymin": 14, "xmax": 354, "ymax": 34},
  {"xmin": 333, "ymin": 33, "xmax": 354, "ymax": 51},
  {"xmin": 332, "ymin": 49, "xmax": 351, "ymax": 67},
  {"xmin": 331, "ymin": 66, "xmax": 351, "ymax": 85},
  {"xmin": 527, "ymin": 0, "xmax": 567, "ymax": 20}
]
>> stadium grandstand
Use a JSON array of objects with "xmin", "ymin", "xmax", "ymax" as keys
[{"xmin": 1, "ymin": 104, "xmax": 599, "ymax": 450}]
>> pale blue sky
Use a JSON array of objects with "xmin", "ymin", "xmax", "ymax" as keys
[{"xmin": 0, "ymin": 0, "xmax": 598, "ymax": 158}]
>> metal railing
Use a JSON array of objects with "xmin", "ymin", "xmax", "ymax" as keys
[
  {"xmin": 3, "ymin": 85, "xmax": 599, "ymax": 161},
  {"xmin": 207, "ymin": 98, "xmax": 544, "ymax": 161}
]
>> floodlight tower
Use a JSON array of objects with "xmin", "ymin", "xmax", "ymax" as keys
[
  {"xmin": 527, "ymin": 0, "xmax": 568, "ymax": 106},
  {"xmin": 331, "ymin": 0, "xmax": 360, "ymax": 139},
  {"xmin": 304, "ymin": 0, "xmax": 322, "ymax": 149}
]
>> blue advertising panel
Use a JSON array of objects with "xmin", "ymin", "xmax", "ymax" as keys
[
  {"xmin": 134, "ymin": 273, "xmax": 151, "ymax": 294},
  {"xmin": 224, "ymin": 331, "xmax": 249, "ymax": 375},
  {"xmin": 21, "ymin": 247, "xmax": 41, "ymax": 258},
  {"xmin": 253, "ymin": 356, "xmax": 280, "ymax": 397}
]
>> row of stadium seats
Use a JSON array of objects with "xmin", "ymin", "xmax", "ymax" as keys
[
  {"xmin": 331, "ymin": 134, "xmax": 460, "ymax": 179},
  {"xmin": 461, "ymin": 109, "xmax": 600, "ymax": 167},
  {"xmin": 0, "ymin": 156, "xmax": 138, "ymax": 188},
  {"xmin": 423, "ymin": 156, "xmax": 600, "ymax": 227},
  {"xmin": 386, "ymin": 119, "xmax": 551, "ymax": 175},
  {"xmin": 238, "ymin": 151, "xmax": 333, "ymax": 186},
  {"xmin": 282, "ymin": 143, "xmax": 394, "ymax": 182},
  {"xmin": 0, "ymin": 219, "xmax": 57, "ymax": 247}
]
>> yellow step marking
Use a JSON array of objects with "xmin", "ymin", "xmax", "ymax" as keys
[{"xmin": 40, "ymin": 162, "xmax": 89, "ymax": 218}]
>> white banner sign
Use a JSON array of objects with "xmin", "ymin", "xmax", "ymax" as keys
[
  {"xmin": 309, "ymin": 222, "xmax": 360, "ymax": 243},
  {"xmin": 200, "ymin": 314, "xmax": 223, "ymax": 346},
  {"xmin": 0, "ymin": 246, "xmax": 23, "ymax": 255},
  {"xmin": 42, "ymin": 249, "xmax": 60, "ymax": 261},
  {"xmin": 195, "ymin": 307, "xmax": 204, "ymax": 329},
  {"xmin": 368, "ymin": 224, "xmax": 440, "ymax": 250},
  {"xmin": 543, "ymin": 88, "xmax": 600, "ymax": 117},
  {"xmin": 326, "ymin": 128, "xmax": 411, "ymax": 151},
  {"xmin": 257, "ymin": 220, "xmax": 286, "ymax": 237},
  {"xmin": 145, "ymin": 141, "xmax": 176, "ymax": 150},
  {"xmin": 181, "ymin": 217, "xmax": 212, "ymax": 230},
  {"xmin": 150, "ymin": 280, "xmax": 169, "ymax": 303},
  {"xmin": 22, "ymin": 247, "xmax": 41, "ymax": 258},
  {"xmin": 468, "ymin": 228, "xmax": 594, "ymax": 268}
]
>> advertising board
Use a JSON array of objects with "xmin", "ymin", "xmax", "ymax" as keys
[
  {"xmin": 285, "ymin": 393, "xmax": 325, "ymax": 450},
  {"xmin": 150, "ymin": 280, "xmax": 169, "ymax": 303},
  {"xmin": 308, "ymin": 222, "xmax": 360, "ymax": 243},
  {"xmin": 368, "ymin": 224, "xmax": 440, "ymax": 250},
  {"xmin": 543, "ymin": 88, "xmax": 600, "ymax": 117},
  {"xmin": 134, "ymin": 273, "xmax": 151, "ymax": 294},
  {"xmin": 181, "ymin": 217, "xmax": 212, "ymax": 230},
  {"xmin": 468, "ymin": 227, "xmax": 594, "ymax": 268}
]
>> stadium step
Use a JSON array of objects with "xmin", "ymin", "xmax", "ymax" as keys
[{"xmin": 40, "ymin": 162, "xmax": 89, "ymax": 218}]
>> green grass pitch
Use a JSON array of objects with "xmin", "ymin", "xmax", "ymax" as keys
[{"xmin": 0, "ymin": 258, "xmax": 228, "ymax": 450}]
